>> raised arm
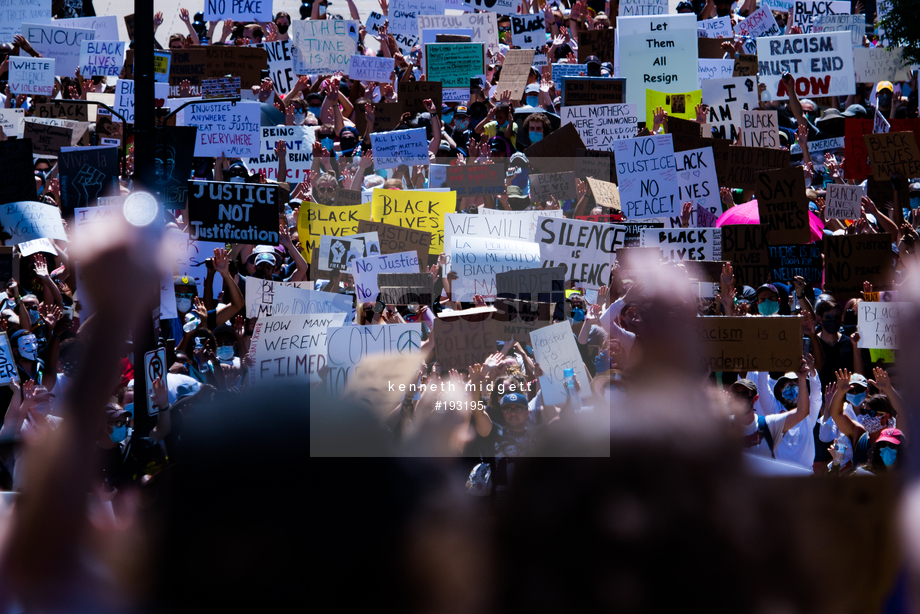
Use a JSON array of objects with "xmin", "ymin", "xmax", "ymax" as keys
[
  {"xmin": 869, "ymin": 366, "xmax": 906, "ymax": 440},
  {"xmin": 829, "ymin": 368, "xmax": 865, "ymax": 442},
  {"xmin": 211, "ymin": 248, "xmax": 244, "ymax": 326},
  {"xmin": 781, "ymin": 358, "xmax": 812, "ymax": 434}
]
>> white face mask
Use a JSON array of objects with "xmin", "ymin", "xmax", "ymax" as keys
[
  {"xmin": 319, "ymin": 3, "xmax": 327, "ymax": 15},
  {"xmin": 17, "ymin": 334, "xmax": 38, "ymax": 361},
  {"xmin": 176, "ymin": 297, "xmax": 193, "ymax": 313},
  {"xmin": 229, "ymin": 176, "xmax": 245, "ymax": 183}
]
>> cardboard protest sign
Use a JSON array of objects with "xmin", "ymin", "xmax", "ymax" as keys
[
  {"xmin": 740, "ymin": 110, "xmax": 780, "ymax": 149},
  {"xmin": 0, "ymin": 140, "xmax": 36, "ymax": 205},
  {"xmin": 187, "ymin": 180, "xmax": 280, "ymax": 245},
  {"xmin": 733, "ymin": 6, "xmax": 781, "ymax": 40},
  {"xmin": 424, "ymin": 42, "xmax": 484, "ymax": 89},
  {"xmin": 21, "ymin": 22, "xmax": 93, "ymax": 76},
  {"xmin": 733, "ymin": 54, "xmax": 758, "ymax": 77},
  {"xmin": 448, "ymin": 236, "xmax": 541, "ymax": 300},
  {"xmin": 9, "ymin": 56, "xmax": 54, "ymax": 96},
  {"xmin": 853, "ymin": 46, "xmax": 910, "ymax": 83},
  {"xmin": 78, "ymin": 40, "xmax": 124, "ymax": 77},
  {"xmin": 0, "ymin": 109, "xmax": 25, "ymax": 139},
  {"xmin": 371, "ymin": 189, "xmax": 456, "ymax": 254},
  {"xmin": 863, "ymin": 132, "xmax": 920, "ymax": 181},
  {"xmin": 754, "ymin": 167, "xmax": 811, "ymax": 245},
  {"xmin": 619, "ymin": 0, "xmax": 666, "ymax": 15},
  {"xmin": 531, "ymin": 320, "xmax": 592, "ymax": 405},
  {"xmin": 524, "ymin": 124, "xmax": 585, "ymax": 172},
  {"xmin": 349, "ymin": 54, "xmax": 395, "ymax": 82},
  {"xmin": 560, "ymin": 77, "xmax": 626, "ymax": 107},
  {"xmin": 698, "ymin": 59, "xmax": 735, "ymax": 86},
  {"xmin": 300, "ymin": 201, "xmax": 372, "ymax": 263},
  {"xmin": 575, "ymin": 149, "xmax": 615, "ymax": 182},
  {"xmin": 618, "ymin": 14, "xmax": 699, "ymax": 122},
  {"xmin": 353, "ymin": 251, "xmax": 421, "ymax": 302},
  {"xmin": 698, "ymin": 16, "xmax": 732, "ymax": 38},
  {"xmin": 246, "ymin": 125, "xmax": 315, "ymax": 183},
  {"xmin": 720, "ymin": 224, "xmax": 770, "ymax": 287},
  {"xmin": 675, "ymin": 146, "xmax": 721, "ymax": 216},
  {"xmin": 146, "ymin": 125, "xmax": 198, "ymax": 210},
  {"xmin": 495, "ymin": 49, "xmax": 535, "ymax": 100},
  {"xmin": 357, "ymin": 219, "xmax": 432, "ymax": 266},
  {"xmin": 177, "ymin": 100, "xmax": 261, "ymax": 157},
  {"xmin": 1, "ymin": 0, "xmax": 49, "ymax": 44},
  {"xmin": 712, "ymin": 145, "xmax": 790, "ymax": 190},
  {"xmin": 695, "ymin": 316, "xmax": 803, "ymax": 372},
  {"xmin": 530, "ymin": 172, "xmax": 576, "ymax": 203},
  {"xmin": 496, "ymin": 266, "xmax": 565, "ymax": 302},
  {"xmin": 33, "ymin": 101, "xmax": 88, "ymax": 121},
  {"xmin": 58, "ymin": 146, "xmax": 119, "ymax": 214},
  {"xmin": 666, "ymin": 115, "xmax": 704, "ymax": 152},
  {"xmin": 370, "ymin": 127, "xmax": 430, "ymax": 170},
  {"xmin": 825, "ymin": 183, "xmax": 864, "ymax": 219},
  {"xmin": 586, "ymin": 177, "xmax": 621, "ymax": 210},
  {"xmin": 535, "ymin": 216, "xmax": 622, "ymax": 290},
  {"xmin": 0, "ymin": 201, "xmax": 66, "ymax": 244},
  {"xmin": 249, "ymin": 312, "xmax": 348, "ymax": 386},
  {"xmin": 444, "ymin": 163, "xmax": 506, "ymax": 196},
  {"xmin": 323, "ymin": 323, "xmax": 423, "ymax": 395},
  {"xmin": 335, "ymin": 188, "xmax": 363, "ymax": 207},
  {"xmin": 824, "ymin": 234, "xmax": 894, "ymax": 300},
  {"xmin": 378, "ymin": 273, "xmax": 433, "ymax": 305},
  {"xmin": 769, "ymin": 243, "xmax": 823, "ymax": 285},
  {"xmin": 614, "ymin": 134, "xmax": 679, "ymax": 219},
  {"xmin": 433, "ymin": 314, "xmax": 499, "ymax": 371},
  {"xmin": 757, "ymin": 32, "xmax": 855, "ymax": 100},
  {"xmin": 857, "ymin": 302, "xmax": 905, "ymax": 350},
  {"xmin": 640, "ymin": 227, "xmax": 722, "ymax": 262},
  {"xmin": 398, "ymin": 80, "xmax": 442, "ymax": 115},
  {"xmin": 204, "ymin": 0, "xmax": 272, "ymax": 21},
  {"xmin": 701, "ymin": 76, "xmax": 759, "ymax": 142},
  {"xmin": 22, "ymin": 120, "xmax": 72, "ymax": 156},
  {"xmin": 577, "ymin": 28, "xmax": 616, "ymax": 62},
  {"xmin": 493, "ymin": 299, "xmax": 553, "ymax": 344},
  {"xmin": 511, "ymin": 13, "xmax": 545, "ymax": 49},
  {"xmin": 291, "ymin": 20, "xmax": 356, "ymax": 74},
  {"xmin": 560, "ymin": 103, "xmax": 637, "ymax": 150},
  {"xmin": 813, "ymin": 13, "xmax": 865, "ymax": 44},
  {"xmin": 790, "ymin": 0, "xmax": 849, "ymax": 33}
]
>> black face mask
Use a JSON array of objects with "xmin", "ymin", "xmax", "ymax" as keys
[
  {"xmin": 276, "ymin": 23, "xmax": 289, "ymax": 34},
  {"xmin": 878, "ymin": 93, "xmax": 893, "ymax": 108},
  {"xmin": 340, "ymin": 138, "xmax": 357, "ymax": 151}
]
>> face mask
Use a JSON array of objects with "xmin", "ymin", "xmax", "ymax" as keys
[
  {"xmin": 758, "ymin": 299, "xmax": 779, "ymax": 316},
  {"xmin": 319, "ymin": 4, "xmax": 327, "ymax": 15},
  {"xmin": 860, "ymin": 412, "xmax": 888, "ymax": 434},
  {"xmin": 294, "ymin": 110, "xmax": 306, "ymax": 125},
  {"xmin": 571, "ymin": 307, "xmax": 585, "ymax": 322},
  {"xmin": 498, "ymin": 120, "xmax": 509, "ymax": 130},
  {"xmin": 880, "ymin": 447, "xmax": 898, "ymax": 466},
  {"xmin": 109, "ymin": 423, "xmax": 127, "ymax": 444},
  {"xmin": 781, "ymin": 384, "xmax": 798, "ymax": 404},
  {"xmin": 216, "ymin": 345, "xmax": 235, "ymax": 361},
  {"xmin": 529, "ymin": 131, "xmax": 543, "ymax": 143},
  {"xmin": 277, "ymin": 23, "xmax": 289, "ymax": 34},
  {"xmin": 229, "ymin": 176, "xmax": 245, "ymax": 183},
  {"xmin": 442, "ymin": 113, "xmax": 453, "ymax": 124},
  {"xmin": 309, "ymin": 105, "xmax": 322, "ymax": 116},
  {"xmin": 847, "ymin": 391, "xmax": 866, "ymax": 408},
  {"xmin": 176, "ymin": 297, "xmax": 193, "ymax": 312},
  {"xmin": 321, "ymin": 137, "xmax": 334, "ymax": 150},
  {"xmin": 821, "ymin": 319, "xmax": 839, "ymax": 333},
  {"xmin": 878, "ymin": 93, "xmax": 893, "ymax": 107},
  {"xmin": 340, "ymin": 139, "xmax": 357, "ymax": 152},
  {"xmin": 526, "ymin": 96, "xmax": 539, "ymax": 107},
  {"xmin": 455, "ymin": 119, "xmax": 469, "ymax": 131},
  {"xmin": 28, "ymin": 308, "xmax": 40, "ymax": 325},
  {"xmin": 18, "ymin": 335, "xmax": 38, "ymax": 361}
]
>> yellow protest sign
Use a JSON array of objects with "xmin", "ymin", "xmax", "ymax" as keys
[
  {"xmin": 371, "ymin": 189, "xmax": 456, "ymax": 254},
  {"xmin": 299, "ymin": 200, "xmax": 373, "ymax": 263},
  {"xmin": 646, "ymin": 89, "xmax": 703, "ymax": 123}
]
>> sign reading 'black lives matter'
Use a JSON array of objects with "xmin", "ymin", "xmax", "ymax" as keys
[{"xmin": 188, "ymin": 180, "xmax": 280, "ymax": 245}]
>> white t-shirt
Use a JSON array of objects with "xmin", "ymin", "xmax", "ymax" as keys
[
  {"xmin": 737, "ymin": 412, "xmax": 787, "ymax": 460},
  {"xmin": 753, "ymin": 372, "xmax": 822, "ymax": 469}
]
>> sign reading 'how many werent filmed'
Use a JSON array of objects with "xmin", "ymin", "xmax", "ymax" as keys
[{"xmin": 188, "ymin": 180, "xmax": 280, "ymax": 245}]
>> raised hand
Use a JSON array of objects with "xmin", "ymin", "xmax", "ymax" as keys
[
  {"xmin": 40, "ymin": 303, "xmax": 62, "ymax": 330},
  {"xmin": 179, "ymin": 7, "xmax": 191, "ymax": 23},
  {"xmin": 868, "ymin": 366, "xmax": 892, "ymax": 394},
  {"xmin": 212, "ymin": 247, "xmax": 230, "ymax": 273},
  {"xmin": 33, "ymin": 253, "xmax": 49, "ymax": 277}
]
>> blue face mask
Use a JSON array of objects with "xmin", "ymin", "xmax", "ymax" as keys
[
  {"xmin": 529, "ymin": 131, "xmax": 544, "ymax": 143},
  {"xmin": 321, "ymin": 137, "xmax": 334, "ymax": 151},
  {"xmin": 442, "ymin": 113, "xmax": 453, "ymax": 124},
  {"xmin": 571, "ymin": 307, "xmax": 585, "ymax": 322},
  {"xmin": 110, "ymin": 423, "xmax": 127, "ymax": 444},
  {"xmin": 847, "ymin": 391, "xmax": 866, "ymax": 407},
  {"xmin": 758, "ymin": 299, "xmax": 779, "ymax": 316},
  {"xmin": 781, "ymin": 384, "xmax": 798, "ymax": 403},
  {"xmin": 498, "ymin": 120, "xmax": 509, "ymax": 130},
  {"xmin": 455, "ymin": 119, "xmax": 469, "ymax": 131},
  {"xmin": 880, "ymin": 446, "xmax": 898, "ymax": 466},
  {"xmin": 526, "ymin": 96, "xmax": 539, "ymax": 107},
  {"xmin": 216, "ymin": 345, "xmax": 235, "ymax": 361}
]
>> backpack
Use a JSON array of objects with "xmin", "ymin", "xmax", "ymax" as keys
[{"xmin": 756, "ymin": 414, "xmax": 776, "ymax": 459}]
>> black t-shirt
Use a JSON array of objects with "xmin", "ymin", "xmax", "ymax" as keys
[
  {"xmin": 818, "ymin": 332, "xmax": 854, "ymax": 388},
  {"xmin": 99, "ymin": 436, "xmax": 167, "ymax": 491}
]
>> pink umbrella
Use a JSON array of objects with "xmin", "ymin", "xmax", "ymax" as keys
[{"xmin": 715, "ymin": 199, "xmax": 825, "ymax": 243}]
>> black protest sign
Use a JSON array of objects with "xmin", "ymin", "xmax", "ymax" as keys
[
  {"xmin": 0, "ymin": 140, "xmax": 36, "ymax": 205},
  {"xmin": 378, "ymin": 272, "xmax": 433, "ymax": 305},
  {"xmin": 824, "ymin": 234, "xmax": 894, "ymax": 301},
  {"xmin": 684, "ymin": 260, "xmax": 727, "ymax": 283},
  {"xmin": 713, "ymin": 145, "xmax": 790, "ymax": 190},
  {"xmin": 357, "ymin": 219, "xmax": 433, "ymax": 266},
  {"xmin": 562, "ymin": 77, "xmax": 625, "ymax": 106},
  {"xmin": 0, "ymin": 247, "xmax": 13, "ymax": 286},
  {"xmin": 58, "ymin": 146, "xmax": 119, "ymax": 214},
  {"xmin": 151, "ymin": 125, "xmax": 198, "ymax": 209},
  {"xmin": 493, "ymin": 298, "xmax": 553, "ymax": 343},
  {"xmin": 668, "ymin": 116, "xmax": 703, "ymax": 152},
  {"xmin": 530, "ymin": 171, "xmax": 576, "ymax": 202},
  {"xmin": 525, "ymin": 123, "xmax": 585, "ymax": 174},
  {"xmin": 754, "ymin": 167, "xmax": 811, "ymax": 245},
  {"xmin": 433, "ymin": 315, "xmax": 499, "ymax": 371},
  {"xmin": 188, "ymin": 180, "xmax": 281, "ymax": 245},
  {"xmin": 33, "ymin": 102, "xmax": 89, "ymax": 121},
  {"xmin": 398, "ymin": 81, "xmax": 442, "ymax": 115},
  {"xmin": 577, "ymin": 28, "xmax": 617, "ymax": 63},
  {"xmin": 621, "ymin": 221, "xmax": 664, "ymax": 247},
  {"xmin": 23, "ymin": 121, "xmax": 72, "ymax": 156},
  {"xmin": 445, "ymin": 163, "xmax": 507, "ymax": 196},
  {"xmin": 720, "ymin": 224, "xmax": 770, "ymax": 287},
  {"xmin": 373, "ymin": 101, "xmax": 406, "ymax": 131},
  {"xmin": 768, "ymin": 243, "xmax": 822, "ymax": 286},
  {"xmin": 575, "ymin": 148, "xmax": 616, "ymax": 183},
  {"xmin": 495, "ymin": 266, "xmax": 565, "ymax": 302}
]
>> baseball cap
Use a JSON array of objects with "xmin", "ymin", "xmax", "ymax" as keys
[
  {"xmin": 849, "ymin": 373, "xmax": 869, "ymax": 389},
  {"xmin": 585, "ymin": 55, "xmax": 600, "ymax": 66},
  {"xmin": 174, "ymin": 275, "xmax": 195, "ymax": 288},
  {"xmin": 877, "ymin": 81, "xmax": 894, "ymax": 93},
  {"xmin": 500, "ymin": 392, "xmax": 528, "ymax": 407},
  {"xmin": 509, "ymin": 152, "xmax": 529, "ymax": 166},
  {"xmin": 254, "ymin": 252, "xmax": 277, "ymax": 267},
  {"xmin": 524, "ymin": 83, "xmax": 540, "ymax": 94},
  {"xmin": 455, "ymin": 105, "xmax": 469, "ymax": 116},
  {"xmin": 876, "ymin": 428, "xmax": 904, "ymax": 445},
  {"xmin": 730, "ymin": 378, "xmax": 757, "ymax": 395},
  {"xmin": 106, "ymin": 404, "xmax": 131, "ymax": 421},
  {"xmin": 757, "ymin": 283, "xmax": 779, "ymax": 298}
]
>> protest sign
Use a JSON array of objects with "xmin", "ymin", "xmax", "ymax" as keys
[
  {"xmin": 319, "ymin": 234, "xmax": 378, "ymax": 272},
  {"xmin": 640, "ymin": 228, "xmax": 722, "ymax": 262},
  {"xmin": 378, "ymin": 273, "xmax": 433, "ymax": 305},
  {"xmin": 1, "ymin": 0, "xmax": 49, "ymax": 43},
  {"xmin": 424, "ymin": 42, "xmax": 484, "ymax": 89},
  {"xmin": 698, "ymin": 59, "xmax": 735, "ymax": 86},
  {"xmin": 874, "ymin": 108, "xmax": 891, "ymax": 135},
  {"xmin": 366, "ymin": 11, "xmax": 416, "ymax": 55},
  {"xmin": 444, "ymin": 211, "xmax": 563, "ymax": 265},
  {"xmin": 246, "ymin": 279, "xmax": 345, "ymax": 318},
  {"xmin": 200, "ymin": 77, "xmax": 241, "ymax": 99},
  {"xmin": 864, "ymin": 132, "xmax": 920, "ymax": 181},
  {"xmin": 17, "ymin": 237, "xmax": 55, "ymax": 257},
  {"xmin": 646, "ymin": 89, "xmax": 703, "ymax": 122},
  {"xmin": 22, "ymin": 120, "xmax": 71, "ymax": 156},
  {"xmin": 204, "ymin": 0, "xmax": 272, "ymax": 21},
  {"xmin": 177, "ymin": 100, "xmax": 261, "ymax": 157},
  {"xmin": 0, "ymin": 140, "xmax": 36, "ymax": 205},
  {"xmin": 701, "ymin": 76, "xmax": 759, "ymax": 141},
  {"xmin": 754, "ymin": 167, "xmax": 811, "ymax": 245},
  {"xmin": 698, "ymin": 15, "xmax": 732, "ymax": 38},
  {"xmin": 416, "ymin": 13, "xmax": 499, "ymax": 56},
  {"xmin": 389, "ymin": 0, "xmax": 443, "ymax": 36},
  {"xmin": 844, "ymin": 118, "xmax": 873, "ymax": 181},
  {"xmin": 720, "ymin": 224, "xmax": 770, "ymax": 287},
  {"xmin": 371, "ymin": 189, "xmax": 456, "ymax": 253},
  {"xmin": 696, "ymin": 316, "xmax": 803, "ymax": 372},
  {"xmin": 201, "ymin": 45, "xmax": 267, "ymax": 87},
  {"xmin": 291, "ymin": 20, "xmax": 356, "ymax": 74},
  {"xmin": 258, "ymin": 40, "xmax": 294, "ymax": 94},
  {"xmin": 577, "ymin": 28, "xmax": 616, "ymax": 62},
  {"xmin": 790, "ymin": 1, "xmax": 849, "ymax": 33},
  {"xmin": 824, "ymin": 234, "xmax": 894, "ymax": 300},
  {"xmin": 740, "ymin": 110, "xmax": 780, "ymax": 149},
  {"xmin": 0, "ymin": 201, "xmax": 66, "ymax": 244},
  {"xmin": 733, "ymin": 54, "xmax": 759, "ymax": 77},
  {"xmin": 78, "ymin": 40, "xmax": 124, "ymax": 77},
  {"xmin": 250, "ymin": 312, "xmax": 348, "ymax": 386},
  {"xmin": 825, "ymin": 183, "xmax": 864, "ymax": 219},
  {"xmin": 324, "ymin": 323, "xmax": 423, "ymax": 395},
  {"xmin": 696, "ymin": 204, "xmax": 719, "ymax": 228},
  {"xmin": 857, "ymin": 302, "xmax": 905, "ymax": 350},
  {"xmin": 74, "ymin": 206, "xmax": 122, "ymax": 236},
  {"xmin": 560, "ymin": 103, "xmax": 637, "ymax": 150},
  {"xmin": 142, "ymin": 347, "xmax": 166, "ymax": 416},
  {"xmin": 496, "ymin": 266, "xmax": 565, "ymax": 302},
  {"xmin": 33, "ymin": 101, "xmax": 88, "ymax": 121},
  {"xmin": 357, "ymin": 219, "xmax": 432, "ymax": 266},
  {"xmin": 349, "ymin": 54, "xmax": 395, "ymax": 82},
  {"xmin": 712, "ymin": 145, "xmax": 790, "ymax": 190},
  {"xmin": 757, "ymin": 32, "xmax": 855, "ymax": 100},
  {"xmin": 0, "ymin": 109, "xmax": 25, "ymax": 139},
  {"xmin": 113, "ymin": 79, "xmax": 169, "ymax": 124},
  {"xmin": 675, "ymin": 146, "xmax": 721, "ymax": 216},
  {"xmin": 188, "ymin": 180, "xmax": 280, "ymax": 245},
  {"xmin": 448, "ymin": 236, "xmax": 542, "ymax": 300},
  {"xmin": 614, "ymin": 134, "xmax": 679, "ymax": 219},
  {"xmin": 530, "ymin": 172, "xmax": 576, "ymax": 202},
  {"xmin": 246, "ymin": 125, "xmax": 314, "ymax": 183},
  {"xmin": 619, "ymin": 0, "xmax": 666, "ymax": 15},
  {"xmin": 575, "ymin": 149, "xmax": 615, "ymax": 182},
  {"xmin": 769, "ymin": 243, "xmax": 823, "ymax": 285},
  {"xmin": 371, "ymin": 101, "xmax": 407, "ymax": 131},
  {"xmin": 9, "ymin": 56, "xmax": 54, "ymax": 96},
  {"xmin": 495, "ymin": 49, "xmax": 535, "ymax": 100},
  {"xmin": 813, "ymin": 13, "xmax": 865, "ymax": 45},
  {"xmin": 370, "ymin": 127, "xmax": 430, "ymax": 170},
  {"xmin": 58, "ymin": 146, "xmax": 119, "ymax": 214},
  {"xmin": 335, "ymin": 188, "xmax": 363, "ymax": 208},
  {"xmin": 21, "ymin": 22, "xmax": 93, "ymax": 76},
  {"xmin": 552, "ymin": 64, "xmax": 588, "ymax": 91},
  {"xmin": 853, "ymin": 46, "xmax": 910, "ymax": 83},
  {"xmin": 493, "ymin": 299, "xmax": 553, "ymax": 344},
  {"xmin": 0, "ymin": 332, "xmax": 18, "ymax": 385},
  {"xmin": 734, "ymin": 6, "xmax": 781, "ymax": 39},
  {"xmin": 535, "ymin": 216, "xmax": 622, "ymax": 290},
  {"xmin": 153, "ymin": 50, "xmax": 170, "ymax": 83},
  {"xmin": 300, "ymin": 201, "xmax": 373, "ymax": 262},
  {"xmin": 444, "ymin": 163, "xmax": 506, "ymax": 196},
  {"xmin": 667, "ymin": 115, "xmax": 704, "ymax": 152},
  {"xmin": 462, "ymin": 0, "xmax": 519, "ymax": 15},
  {"xmin": 511, "ymin": 13, "xmax": 545, "ymax": 49},
  {"xmin": 531, "ymin": 320, "xmax": 592, "ymax": 405},
  {"xmin": 159, "ymin": 230, "xmax": 225, "ymax": 300},
  {"xmin": 148, "ymin": 125, "xmax": 198, "ymax": 210},
  {"xmin": 586, "ymin": 177, "xmax": 621, "ymax": 210},
  {"xmin": 618, "ymin": 14, "xmax": 699, "ymax": 122},
  {"xmin": 353, "ymin": 251, "xmax": 421, "ymax": 302},
  {"xmin": 433, "ymin": 315, "xmax": 499, "ymax": 372},
  {"xmin": 561, "ymin": 77, "xmax": 626, "ymax": 106}
]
